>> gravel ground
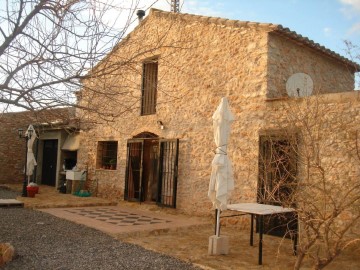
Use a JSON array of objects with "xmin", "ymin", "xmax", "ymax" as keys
[
  {"xmin": 0, "ymin": 187, "xmax": 201, "ymax": 270},
  {"xmin": 0, "ymin": 186, "xmax": 21, "ymax": 199}
]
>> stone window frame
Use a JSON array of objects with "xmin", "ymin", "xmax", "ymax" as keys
[
  {"xmin": 140, "ymin": 57, "xmax": 158, "ymax": 115},
  {"xmin": 96, "ymin": 141, "xmax": 118, "ymax": 170}
]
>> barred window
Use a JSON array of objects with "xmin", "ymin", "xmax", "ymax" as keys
[
  {"xmin": 96, "ymin": 141, "xmax": 118, "ymax": 170},
  {"xmin": 141, "ymin": 59, "xmax": 158, "ymax": 115}
]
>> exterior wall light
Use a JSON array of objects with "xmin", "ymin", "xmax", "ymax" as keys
[{"xmin": 157, "ymin": 121, "xmax": 164, "ymax": 130}]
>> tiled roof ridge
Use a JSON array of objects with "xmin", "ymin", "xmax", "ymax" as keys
[
  {"xmin": 274, "ymin": 25, "xmax": 360, "ymax": 71},
  {"xmin": 150, "ymin": 8, "xmax": 360, "ymax": 71},
  {"xmin": 150, "ymin": 8, "xmax": 278, "ymax": 29}
]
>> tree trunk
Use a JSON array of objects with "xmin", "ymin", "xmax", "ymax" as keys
[{"xmin": 293, "ymin": 252, "xmax": 306, "ymax": 270}]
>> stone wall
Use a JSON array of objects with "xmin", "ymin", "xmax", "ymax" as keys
[
  {"xmin": 78, "ymin": 9, "xmax": 270, "ymax": 215},
  {"xmin": 78, "ymin": 9, "xmax": 359, "ymax": 220},
  {"xmin": 267, "ymin": 33, "xmax": 355, "ymax": 98}
]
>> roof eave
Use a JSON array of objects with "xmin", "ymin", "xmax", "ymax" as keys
[{"xmin": 272, "ymin": 25, "xmax": 360, "ymax": 72}]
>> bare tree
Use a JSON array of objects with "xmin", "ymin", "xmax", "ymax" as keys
[
  {"xmin": 259, "ymin": 95, "xmax": 360, "ymax": 269},
  {"xmin": 0, "ymin": 0, "xmax": 162, "ymax": 116},
  {"xmin": 344, "ymin": 40, "xmax": 360, "ymax": 90}
]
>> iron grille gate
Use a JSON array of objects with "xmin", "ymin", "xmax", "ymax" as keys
[
  {"xmin": 124, "ymin": 138, "xmax": 179, "ymax": 208},
  {"xmin": 157, "ymin": 139, "xmax": 179, "ymax": 208}
]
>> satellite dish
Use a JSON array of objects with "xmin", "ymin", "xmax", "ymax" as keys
[{"xmin": 286, "ymin": 73, "xmax": 313, "ymax": 97}]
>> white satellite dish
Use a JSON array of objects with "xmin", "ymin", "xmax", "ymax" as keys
[{"xmin": 286, "ymin": 73, "xmax": 313, "ymax": 97}]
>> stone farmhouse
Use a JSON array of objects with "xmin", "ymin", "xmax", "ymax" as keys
[{"xmin": 73, "ymin": 7, "xmax": 360, "ymax": 231}]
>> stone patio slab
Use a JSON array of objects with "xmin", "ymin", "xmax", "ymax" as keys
[
  {"xmin": 39, "ymin": 205, "xmax": 209, "ymax": 237},
  {"xmin": 0, "ymin": 199, "xmax": 24, "ymax": 208}
]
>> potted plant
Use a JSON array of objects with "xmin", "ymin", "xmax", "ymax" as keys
[
  {"xmin": 26, "ymin": 183, "xmax": 38, "ymax": 197},
  {"xmin": 109, "ymin": 159, "xmax": 116, "ymax": 170},
  {"xmin": 28, "ymin": 182, "xmax": 39, "ymax": 194}
]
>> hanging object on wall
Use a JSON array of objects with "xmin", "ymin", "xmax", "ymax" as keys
[{"xmin": 286, "ymin": 73, "xmax": 314, "ymax": 97}]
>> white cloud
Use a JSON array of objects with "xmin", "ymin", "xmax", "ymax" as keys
[
  {"xmin": 340, "ymin": 0, "xmax": 360, "ymax": 13},
  {"xmin": 349, "ymin": 22, "xmax": 360, "ymax": 34},
  {"xmin": 339, "ymin": 0, "xmax": 360, "ymax": 36},
  {"xmin": 340, "ymin": 0, "xmax": 360, "ymax": 18},
  {"xmin": 323, "ymin": 27, "xmax": 332, "ymax": 36}
]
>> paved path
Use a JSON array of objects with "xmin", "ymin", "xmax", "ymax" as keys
[{"xmin": 40, "ymin": 205, "xmax": 208, "ymax": 236}]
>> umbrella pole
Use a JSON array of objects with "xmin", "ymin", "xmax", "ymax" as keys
[{"xmin": 216, "ymin": 209, "xmax": 221, "ymax": 237}]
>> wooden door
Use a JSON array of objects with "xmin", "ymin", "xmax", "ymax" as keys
[
  {"xmin": 124, "ymin": 140, "xmax": 143, "ymax": 201},
  {"xmin": 143, "ymin": 139, "xmax": 159, "ymax": 202},
  {"xmin": 42, "ymin": 140, "xmax": 58, "ymax": 186}
]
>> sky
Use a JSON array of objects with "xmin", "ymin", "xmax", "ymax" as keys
[{"xmin": 147, "ymin": 0, "xmax": 360, "ymax": 60}]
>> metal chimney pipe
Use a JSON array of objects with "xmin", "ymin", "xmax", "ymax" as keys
[{"xmin": 136, "ymin": 10, "xmax": 145, "ymax": 22}]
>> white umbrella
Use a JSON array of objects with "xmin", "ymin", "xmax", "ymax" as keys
[
  {"xmin": 208, "ymin": 97, "xmax": 235, "ymax": 236},
  {"xmin": 25, "ymin": 125, "xmax": 37, "ymax": 184}
]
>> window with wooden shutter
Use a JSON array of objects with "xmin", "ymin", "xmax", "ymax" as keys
[{"xmin": 141, "ymin": 60, "xmax": 158, "ymax": 115}]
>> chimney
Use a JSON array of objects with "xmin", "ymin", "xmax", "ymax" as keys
[{"xmin": 136, "ymin": 10, "xmax": 145, "ymax": 22}]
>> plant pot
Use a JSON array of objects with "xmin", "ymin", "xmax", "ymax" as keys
[
  {"xmin": 26, "ymin": 186, "xmax": 37, "ymax": 198},
  {"xmin": 28, "ymin": 183, "xmax": 39, "ymax": 193}
]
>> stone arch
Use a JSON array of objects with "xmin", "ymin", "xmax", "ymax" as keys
[{"xmin": 132, "ymin": 131, "xmax": 158, "ymax": 139}]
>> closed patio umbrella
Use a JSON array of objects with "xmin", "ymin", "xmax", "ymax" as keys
[
  {"xmin": 208, "ymin": 97, "xmax": 235, "ymax": 236},
  {"xmin": 26, "ymin": 125, "xmax": 37, "ymax": 184}
]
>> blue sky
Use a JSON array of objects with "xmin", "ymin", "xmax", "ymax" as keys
[{"xmin": 149, "ymin": 0, "xmax": 360, "ymax": 60}]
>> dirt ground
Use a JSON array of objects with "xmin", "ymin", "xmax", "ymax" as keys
[
  {"xmin": 117, "ymin": 225, "xmax": 360, "ymax": 270},
  {"xmin": 3, "ymin": 184, "xmax": 360, "ymax": 270}
]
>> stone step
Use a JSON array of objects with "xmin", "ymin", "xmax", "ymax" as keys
[{"xmin": 0, "ymin": 199, "xmax": 24, "ymax": 208}]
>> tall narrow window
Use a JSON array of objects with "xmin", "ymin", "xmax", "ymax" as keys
[{"xmin": 141, "ymin": 59, "xmax": 158, "ymax": 115}]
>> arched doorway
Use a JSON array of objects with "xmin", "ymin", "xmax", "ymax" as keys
[
  {"xmin": 127, "ymin": 132, "xmax": 159, "ymax": 203},
  {"xmin": 124, "ymin": 132, "xmax": 179, "ymax": 207}
]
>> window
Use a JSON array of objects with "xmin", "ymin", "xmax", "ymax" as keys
[
  {"xmin": 258, "ymin": 135, "xmax": 297, "ymax": 204},
  {"xmin": 141, "ymin": 59, "xmax": 158, "ymax": 115},
  {"xmin": 96, "ymin": 141, "xmax": 118, "ymax": 170},
  {"xmin": 257, "ymin": 135, "xmax": 298, "ymax": 238}
]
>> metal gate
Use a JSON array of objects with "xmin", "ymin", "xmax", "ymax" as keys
[
  {"xmin": 157, "ymin": 139, "xmax": 179, "ymax": 208},
  {"xmin": 124, "ymin": 138, "xmax": 179, "ymax": 208}
]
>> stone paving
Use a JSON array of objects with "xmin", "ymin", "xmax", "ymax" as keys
[
  {"xmin": 40, "ymin": 205, "xmax": 207, "ymax": 237},
  {"xmin": 3, "ymin": 184, "xmax": 360, "ymax": 270},
  {"xmin": 65, "ymin": 207, "xmax": 172, "ymax": 226}
]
